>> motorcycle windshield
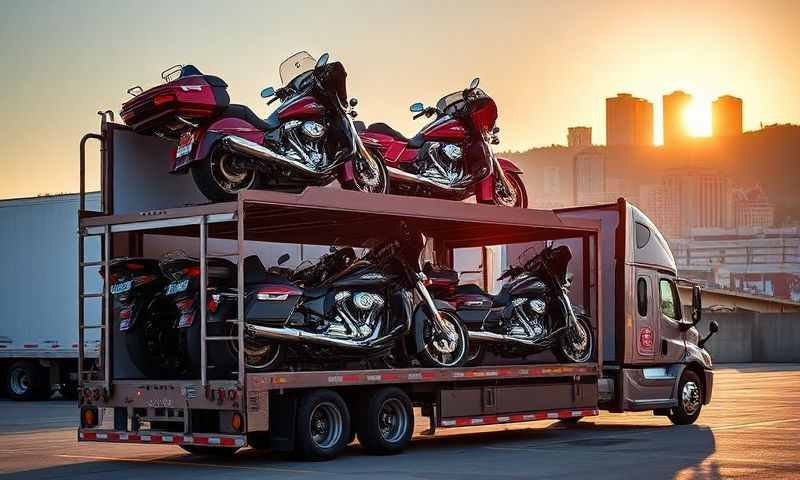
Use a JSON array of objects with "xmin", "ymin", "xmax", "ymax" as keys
[
  {"xmin": 279, "ymin": 51, "xmax": 318, "ymax": 86},
  {"xmin": 435, "ymin": 88, "xmax": 489, "ymax": 115}
]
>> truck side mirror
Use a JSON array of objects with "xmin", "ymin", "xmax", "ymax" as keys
[
  {"xmin": 698, "ymin": 320, "xmax": 719, "ymax": 350},
  {"xmin": 691, "ymin": 285, "xmax": 702, "ymax": 324}
]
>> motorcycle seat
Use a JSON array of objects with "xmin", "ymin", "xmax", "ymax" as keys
[
  {"xmin": 456, "ymin": 283, "xmax": 511, "ymax": 308},
  {"xmin": 367, "ymin": 122, "xmax": 410, "ymax": 142},
  {"xmin": 224, "ymin": 104, "xmax": 271, "ymax": 131},
  {"xmin": 244, "ymin": 255, "xmax": 294, "ymax": 286},
  {"xmin": 303, "ymin": 287, "xmax": 328, "ymax": 300}
]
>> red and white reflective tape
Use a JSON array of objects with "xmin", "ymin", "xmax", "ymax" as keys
[
  {"xmin": 79, "ymin": 430, "xmax": 246, "ymax": 447},
  {"xmin": 440, "ymin": 408, "xmax": 599, "ymax": 427}
]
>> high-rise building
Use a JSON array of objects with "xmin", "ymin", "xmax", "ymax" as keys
[
  {"xmin": 605, "ymin": 93, "xmax": 654, "ymax": 146},
  {"xmin": 712, "ymin": 95, "xmax": 743, "ymax": 137},
  {"xmin": 567, "ymin": 126, "xmax": 592, "ymax": 147},
  {"xmin": 663, "ymin": 90, "xmax": 692, "ymax": 146}
]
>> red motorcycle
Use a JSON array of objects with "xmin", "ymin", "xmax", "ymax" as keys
[
  {"xmin": 358, "ymin": 78, "xmax": 527, "ymax": 207},
  {"xmin": 121, "ymin": 52, "xmax": 388, "ymax": 201}
]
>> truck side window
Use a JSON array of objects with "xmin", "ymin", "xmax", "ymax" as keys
[
  {"xmin": 635, "ymin": 222, "xmax": 651, "ymax": 249},
  {"xmin": 637, "ymin": 278, "xmax": 648, "ymax": 316},
  {"xmin": 659, "ymin": 279, "xmax": 682, "ymax": 320}
]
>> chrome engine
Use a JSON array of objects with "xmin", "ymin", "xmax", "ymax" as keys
[
  {"xmin": 281, "ymin": 120, "xmax": 329, "ymax": 171},
  {"xmin": 506, "ymin": 297, "xmax": 547, "ymax": 339},
  {"xmin": 326, "ymin": 291, "xmax": 385, "ymax": 340},
  {"xmin": 419, "ymin": 142, "xmax": 466, "ymax": 186}
]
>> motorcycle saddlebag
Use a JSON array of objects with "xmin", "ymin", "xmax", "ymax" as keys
[{"xmin": 120, "ymin": 65, "xmax": 230, "ymax": 139}]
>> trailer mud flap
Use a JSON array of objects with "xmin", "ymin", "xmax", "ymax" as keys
[{"xmin": 268, "ymin": 391, "xmax": 297, "ymax": 452}]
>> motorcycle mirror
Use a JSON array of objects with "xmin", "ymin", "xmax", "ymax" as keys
[
  {"xmin": 349, "ymin": 97, "xmax": 358, "ymax": 107},
  {"xmin": 469, "ymin": 77, "xmax": 480, "ymax": 89},
  {"xmin": 544, "ymin": 240, "xmax": 554, "ymax": 248},
  {"xmin": 316, "ymin": 52, "xmax": 330, "ymax": 69},
  {"xmin": 260, "ymin": 86, "xmax": 275, "ymax": 98},
  {"xmin": 277, "ymin": 253, "xmax": 290, "ymax": 265},
  {"xmin": 410, "ymin": 102, "xmax": 424, "ymax": 113}
]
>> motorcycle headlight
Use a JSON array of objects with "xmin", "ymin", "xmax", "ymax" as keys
[{"xmin": 443, "ymin": 144, "xmax": 462, "ymax": 160}]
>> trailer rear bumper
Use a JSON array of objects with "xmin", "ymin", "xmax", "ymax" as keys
[{"xmin": 78, "ymin": 429, "xmax": 246, "ymax": 448}]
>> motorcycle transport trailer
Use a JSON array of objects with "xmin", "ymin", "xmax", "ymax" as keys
[{"xmin": 77, "ymin": 187, "xmax": 607, "ymax": 459}]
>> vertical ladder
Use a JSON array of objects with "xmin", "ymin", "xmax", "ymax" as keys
[
  {"xmin": 78, "ymin": 224, "xmax": 111, "ymax": 394},
  {"xmin": 199, "ymin": 215, "xmax": 246, "ymax": 388}
]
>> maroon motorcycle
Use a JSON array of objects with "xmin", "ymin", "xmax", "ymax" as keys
[
  {"xmin": 121, "ymin": 51, "xmax": 388, "ymax": 201},
  {"xmin": 358, "ymin": 78, "xmax": 528, "ymax": 207}
]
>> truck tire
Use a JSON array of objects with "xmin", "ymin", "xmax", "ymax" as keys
[
  {"xmin": 668, "ymin": 369, "xmax": 703, "ymax": 425},
  {"xmin": 356, "ymin": 387, "xmax": 414, "ymax": 455},
  {"xmin": 180, "ymin": 445, "xmax": 239, "ymax": 456},
  {"xmin": 295, "ymin": 389, "xmax": 351, "ymax": 461},
  {"xmin": 5, "ymin": 361, "xmax": 50, "ymax": 401}
]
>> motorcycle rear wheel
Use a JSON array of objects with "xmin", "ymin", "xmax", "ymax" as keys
[{"xmin": 191, "ymin": 145, "xmax": 257, "ymax": 202}]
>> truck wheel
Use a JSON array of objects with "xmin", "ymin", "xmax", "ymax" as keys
[
  {"xmin": 180, "ymin": 445, "xmax": 239, "ymax": 456},
  {"xmin": 668, "ymin": 370, "xmax": 703, "ymax": 425},
  {"xmin": 5, "ymin": 361, "xmax": 50, "ymax": 401},
  {"xmin": 356, "ymin": 387, "xmax": 414, "ymax": 455},
  {"xmin": 295, "ymin": 389, "xmax": 351, "ymax": 461}
]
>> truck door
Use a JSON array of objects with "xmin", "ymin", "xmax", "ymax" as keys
[
  {"xmin": 633, "ymin": 272, "xmax": 657, "ymax": 362},
  {"xmin": 657, "ymin": 277, "xmax": 685, "ymax": 363}
]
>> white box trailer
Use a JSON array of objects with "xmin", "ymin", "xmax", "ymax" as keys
[{"xmin": 0, "ymin": 193, "xmax": 101, "ymax": 400}]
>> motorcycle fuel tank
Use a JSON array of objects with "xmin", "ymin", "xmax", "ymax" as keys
[
  {"xmin": 276, "ymin": 95, "xmax": 326, "ymax": 121},
  {"xmin": 509, "ymin": 276, "xmax": 549, "ymax": 298},
  {"xmin": 418, "ymin": 116, "xmax": 467, "ymax": 142}
]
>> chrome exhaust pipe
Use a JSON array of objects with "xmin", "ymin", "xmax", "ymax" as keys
[
  {"xmin": 469, "ymin": 330, "xmax": 544, "ymax": 347},
  {"xmin": 246, "ymin": 323, "xmax": 404, "ymax": 350},
  {"xmin": 386, "ymin": 166, "xmax": 468, "ymax": 192},
  {"xmin": 222, "ymin": 135, "xmax": 320, "ymax": 176}
]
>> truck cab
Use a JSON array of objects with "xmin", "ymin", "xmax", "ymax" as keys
[{"xmin": 558, "ymin": 198, "xmax": 716, "ymax": 424}]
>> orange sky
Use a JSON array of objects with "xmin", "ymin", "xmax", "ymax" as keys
[{"xmin": 1, "ymin": 0, "xmax": 798, "ymax": 199}]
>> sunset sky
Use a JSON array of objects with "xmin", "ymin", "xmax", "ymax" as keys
[{"xmin": 1, "ymin": 0, "xmax": 798, "ymax": 199}]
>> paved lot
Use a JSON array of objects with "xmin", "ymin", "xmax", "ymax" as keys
[{"xmin": 1, "ymin": 364, "xmax": 799, "ymax": 479}]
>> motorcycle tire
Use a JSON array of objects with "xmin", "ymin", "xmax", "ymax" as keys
[
  {"xmin": 342, "ymin": 147, "xmax": 390, "ymax": 194},
  {"xmin": 191, "ymin": 144, "xmax": 257, "ymax": 203},
  {"xmin": 416, "ymin": 310, "xmax": 470, "ymax": 368},
  {"xmin": 493, "ymin": 172, "xmax": 528, "ymax": 208},
  {"xmin": 554, "ymin": 313, "xmax": 594, "ymax": 364},
  {"xmin": 124, "ymin": 298, "xmax": 181, "ymax": 379}
]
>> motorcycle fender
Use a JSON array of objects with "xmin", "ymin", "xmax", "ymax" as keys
[
  {"xmin": 407, "ymin": 299, "xmax": 457, "ymax": 355},
  {"xmin": 171, "ymin": 117, "xmax": 262, "ymax": 173},
  {"xmin": 474, "ymin": 157, "xmax": 523, "ymax": 203}
]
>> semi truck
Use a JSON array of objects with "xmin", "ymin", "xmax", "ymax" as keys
[
  {"xmin": 74, "ymin": 120, "xmax": 717, "ymax": 459},
  {"xmin": 0, "ymin": 193, "xmax": 101, "ymax": 400}
]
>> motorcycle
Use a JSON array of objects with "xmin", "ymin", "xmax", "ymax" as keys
[
  {"xmin": 424, "ymin": 244, "xmax": 594, "ymax": 365},
  {"xmin": 120, "ymin": 51, "xmax": 388, "ymax": 202},
  {"xmin": 358, "ymin": 78, "xmax": 528, "ymax": 207},
  {"xmin": 244, "ymin": 233, "xmax": 471, "ymax": 370}
]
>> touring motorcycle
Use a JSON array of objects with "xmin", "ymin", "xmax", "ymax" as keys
[
  {"xmin": 424, "ymin": 244, "xmax": 593, "ymax": 365},
  {"xmin": 357, "ymin": 78, "xmax": 528, "ymax": 207},
  {"xmin": 244, "ymin": 234, "xmax": 470, "ymax": 370},
  {"xmin": 120, "ymin": 51, "xmax": 388, "ymax": 201}
]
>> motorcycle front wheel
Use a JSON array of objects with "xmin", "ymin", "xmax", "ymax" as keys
[
  {"xmin": 416, "ymin": 311, "xmax": 469, "ymax": 368},
  {"xmin": 554, "ymin": 314, "xmax": 594, "ymax": 363},
  {"xmin": 342, "ymin": 147, "xmax": 389, "ymax": 194},
  {"xmin": 191, "ymin": 144, "xmax": 257, "ymax": 202},
  {"xmin": 493, "ymin": 172, "xmax": 528, "ymax": 208}
]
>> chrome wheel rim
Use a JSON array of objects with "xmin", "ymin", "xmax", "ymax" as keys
[
  {"xmin": 494, "ymin": 177, "xmax": 519, "ymax": 207},
  {"xmin": 310, "ymin": 402, "xmax": 343, "ymax": 449},
  {"xmin": 378, "ymin": 398, "xmax": 409, "ymax": 443},
  {"xmin": 424, "ymin": 312, "xmax": 466, "ymax": 367},
  {"xmin": 9, "ymin": 369, "xmax": 31, "ymax": 396},
  {"xmin": 211, "ymin": 152, "xmax": 255, "ymax": 194},
  {"xmin": 681, "ymin": 381, "xmax": 701, "ymax": 415},
  {"xmin": 562, "ymin": 318, "xmax": 592, "ymax": 363},
  {"xmin": 244, "ymin": 341, "xmax": 282, "ymax": 369},
  {"xmin": 354, "ymin": 151, "xmax": 386, "ymax": 193}
]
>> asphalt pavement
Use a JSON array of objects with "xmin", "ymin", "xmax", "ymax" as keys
[{"xmin": 1, "ymin": 364, "xmax": 799, "ymax": 479}]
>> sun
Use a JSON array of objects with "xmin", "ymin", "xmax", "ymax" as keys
[{"xmin": 683, "ymin": 96, "xmax": 711, "ymax": 137}]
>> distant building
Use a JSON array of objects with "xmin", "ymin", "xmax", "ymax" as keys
[
  {"xmin": 605, "ymin": 93, "xmax": 653, "ymax": 146},
  {"xmin": 663, "ymin": 90, "xmax": 692, "ymax": 146},
  {"xmin": 567, "ymin": 127, "xmax": 592, "ymax": 147},
  {"xmin": 734, "ymin": 185, "xmax": 775, "ymax": 229},
  {"xmin": 712, "ymin": 95, "xmax": 743, "ymax": 137}
]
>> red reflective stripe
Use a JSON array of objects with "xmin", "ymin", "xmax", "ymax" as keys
[
  {"xmin": 82, "ymin": 431, "xmax": 96, "ymax": 440},
  {"xmin": 221, "ymin": 437, "xmax": 236, "ymax": 446},
  {"xmin": 23, "ymin": 344, "xmax": 38, "ymax": 348},
  {"xmin": 342, "ymin": 375, "xmax": 361, "ymax": 382},
  {"xmin": 194, "ymin": 436, "xmax": 209, "ymax": 445},
  {"xmin": 381, "ymin": 373, "xmax": 401, "ymax": 381},
  {"xmin": 421, "ymin": 372, "xmax": 437, "ymax": 380}
]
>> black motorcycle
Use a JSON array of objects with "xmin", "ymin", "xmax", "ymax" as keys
[
  {"xmin": 244, "ymin": 235, "xmax": 470, "ymax": 370},
  {"xmin": 425, "ymin": 244, "xmax": 594, "ymax": 365}
]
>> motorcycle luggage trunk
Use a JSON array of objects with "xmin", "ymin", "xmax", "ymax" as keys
[{"xmin": 120, "ymin": 71, "xmax": 230, "ymax": 139}]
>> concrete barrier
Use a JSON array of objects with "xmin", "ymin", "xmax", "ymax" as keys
[{"xmin": 700, "ymin": 312, "xmax": 800, "ymax": 363}]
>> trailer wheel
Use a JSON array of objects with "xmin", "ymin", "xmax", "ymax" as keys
[
  {"xmin": 4, "ymin": 361, "xmax": 50, "ymax": 401},
  {"xmin": 295, "ymin": 389, "xmax": 351, "ymax": 461},
  {"xmin": 180, "ymin": 445, "xmax": 239, "ymax": 456},
  {"xmin": 668, "ymin": 369, "xmax": 703, "ymax": 425},
  {"xmin": 356, "ymin": 387, "xmax": 414, "ymax": 455}
]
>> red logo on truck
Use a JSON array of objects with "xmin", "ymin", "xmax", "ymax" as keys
[{"xmin": 639, "ymin": 327, "xmax": 654, "ymax": 351}]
